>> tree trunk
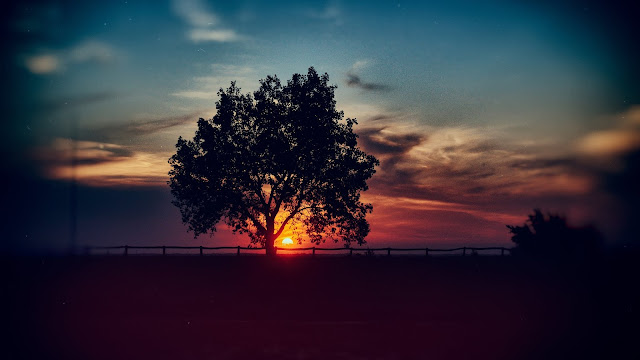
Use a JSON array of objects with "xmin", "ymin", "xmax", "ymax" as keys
[
  {"xmin": 264, "ymin": 217, "xmax": 277, "ymax": 256},
  {"xmin": 265, "ymin": 233, "xmax": 277, "ymax": 256}
]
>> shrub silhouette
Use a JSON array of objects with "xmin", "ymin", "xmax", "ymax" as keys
[
  {"xmin": 507, "ymin": 209, "xmax": 602, "ymax": 261},
  {"xmin": 169, "ymin": 67, "xmax": 379, "ymax": 255}
]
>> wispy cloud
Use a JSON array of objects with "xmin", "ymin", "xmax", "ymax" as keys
[
  {"xmin": 32, "ymin": 110, "xmax": 208, "ymax": 186},
  {"xmin": 170, "ymin": 90, "xmax": 216, "ymax": 100},
  {"xmin": 572, "ymin": 105, "xmax": 640, "ymax": 244},
  {"xmin": 356, "ymin": 105, "xmax": 640, "ymax": 245},
  {"xmin": 347, "ymin": 106, "xmax": 604, "ymax": 245},
  {"xmin": 97, "ymin": 113, "xmax": 198, "ymax": 139},
  {"xmin": 362, "ymin": 123, "xmax": 593, "ymax": 202},
  {"xmin": 172, "ymin": 0, "xmax": 244, "ymax": 43},
  {"xmin": 35, "ymin": 138, "xmax": 133, "ymax": 166},
  {"xmin": 189, "ymin": 29, "xmax": 242, "ymax": 43},
  {"xmin": 34, "ymin": 138, "xmax": 170, "ymax": 187},
  {"xmin": 576, "ymin": 106, "xmax": 640, "ymax": 158},
  {"xmin": 358, "ymin": 127, "xmax": 424, "ymax": 155},
  {"xmin": 307, "ymin": 3, "xmax": 343, "ymax": 25},
  {"xmin": 68, "ymin": 41, "xmax": 117, "ymax": 64},
  {"xmin": 23, "ymin": 40, "xmax": 119, "ymax": 75},
  {"xmin": 171, "ymin": 64, "xmax": 259, "ymax": 99},
  {"xmin": 346, "ymin": 74, "xmax": 391, "ymax": 92},
  {"xmin": 345, "ymin": 60, "xmax": 391, "ymax": 92},
  {"xmin": 362, "ymin": 193, "xmax": 523, "ymax": 246},
  {"xmin": 25, "ymin": 55, "xmax": 59, "ymax": 74},
  {"xmin": 172, "ymin": 0, "xmax": 219, "ymax": 27}
]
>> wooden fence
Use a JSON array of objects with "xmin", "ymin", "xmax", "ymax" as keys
[{"xmin": 85, "ymin": 245, "xmax": 511, "ymax": 257}]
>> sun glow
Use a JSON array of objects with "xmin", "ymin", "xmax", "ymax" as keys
[{"xmin": 281, "ymin": 237, "xmax": 294, "ymax": 245}]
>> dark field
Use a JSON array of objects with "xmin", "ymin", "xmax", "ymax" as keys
[{"xmin": 4, "ymin": 254, "xmax": 638, "ymax": 360}]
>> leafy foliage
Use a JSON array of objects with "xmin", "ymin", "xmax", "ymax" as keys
[
  {"xmin": 169, "ymin": 67, "xmax": 379, "ymax": 254},
  {"xmin": 507, "ymin": 209, "xmax": 602, "ymax": 260}
]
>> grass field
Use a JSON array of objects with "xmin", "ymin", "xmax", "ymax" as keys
[{"xmin": 4, "ymin": 254, "xmax": 638, "ymax": 359}]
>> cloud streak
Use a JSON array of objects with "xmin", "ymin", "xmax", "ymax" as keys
[
  {"xmin": 172, "ymin": 0, "xmax": 219, "ymax": 27},
  {"xmin": 358, "ymin": 121, "xmax": 595, "ymax": 204},
  {"xmin": 35, "ymin": 138, "xmax": 133, "ymax": 167},
  {"xmin": 576, "ymin": 107, "xmax": 640, "ymax": 158},
  {"xmin": 350, "ymin": 104, "xmax": 640, "ymax": 246},
  {"xmin": 35, "ymin": 138, "xmax": 170, "ymax": 187},
  {"xmin": 346, "ymin": 73, "xmax": 391, "ymax": 92},
  {"xmin": 23, "ymin": 40, "xmax": 119, "ymax": 74},
  {"xmin": 32, "ymin": 111, "xmax": 202, "ymax": 187},
  {"xmin": 97, "ymin": 113, "xmax": 197, "ymax": 139},
  {"xmin": 345, "ymin": 60, "xmax": 391, "ymax": 92},
  {"xmin": 189, "ymin": 29, "xmax": 242, "ymax": 43},
  {"xmin": 358, "ymin": 127, "xmax": 424, "ymax": 154},
  {"xmin": 306, "ymin": 3, "xmax": 343, "ymax": 25},
  {"xmin": 25, "ymin": 55, "xmax": 59, "ymax": 74},
  {"xmin": 171, "ymin": 64, "xmax": 259, "ymax": 99},
  {"xmin": 172, "ymin": 0, "xmax": 244, "ymax": 43},
  {"xmin": 349, "ymin": 108, "xmax": 610, "ymax": 245}
]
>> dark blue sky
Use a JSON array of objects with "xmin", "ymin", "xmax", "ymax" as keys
[{"xmin": 3, "ymin": 0, "xmax": 639, "ymax": 253}]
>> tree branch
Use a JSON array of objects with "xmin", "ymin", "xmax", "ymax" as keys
[
  {"xmin": 267, "ymin": 182, "xmax": 276, "ymax": 216},
  {"xmin": 253, "ymin": 184, "xmax": 269, "ymax": 215},
  {"xmin": 271, "ymin": 171, "xmax": 292, "ymax": 218},
  {"xmin": 274, "ymin": 211, "xmax": 297, "ymax": 239},
  {"xmin": 244, "ymin": 210, "xmax": 266, "ymax": 235},
  {"xmin": 274, "ymin": 202, "xmax": 320, "ymax": 239}
]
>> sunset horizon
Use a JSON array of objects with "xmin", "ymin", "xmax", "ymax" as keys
[
  {"xmin": 4, "ymin": 2, "xmax": 640, "ymax": 359},
  {"xmin": 3, "ymin": 0, "xmax": 639, "ymax": 253}
]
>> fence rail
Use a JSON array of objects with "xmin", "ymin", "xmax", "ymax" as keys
[{"xmin": 84, "ymin": 245, "xmax": 512, "ymax": 257}]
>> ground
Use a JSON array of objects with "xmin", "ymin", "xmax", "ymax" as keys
[{"xmin": 4, "ymin": 254, "xmax": 638, "ymax": 359}]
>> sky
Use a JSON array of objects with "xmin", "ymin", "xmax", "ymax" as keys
[{"xmin": 2, "ymin": 0, "xmax": 639, "ymax": 253}]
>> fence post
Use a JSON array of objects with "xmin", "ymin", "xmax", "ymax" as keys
[
  {"xmin": 124, "ymin": 245, "xmax": 128, "ymax": 256},
  {"xmin": 387, "ymin": 247, "xmax": 391, "ymax": 257},
  {"xmin": 312, "ymin": 247, "xmax": 316, "ymax": 256},
  {"xmin": 237, "ymin": 246, "xmax": 241, "ymax": 256},
  {"xmin": 501, "ymin": 248, "xmax": 505, "ymax": 256},
  {"xmin": 425, "ymin": 248, "xmax": 429, "ymax": 257},
  {"xmin": 349, "ymin": 248, "xmax": 353, "ymax": 256},
  {"xmin": 162, "ymin": 246, "xmax": 166, "ymax": 256},
  {"xmin": 199, "ymin": 246, "xmax": 203, "ymax": 256},
  {"xmin": 462, "ymin": 247, "xmax": 466, "ymax": 256}
]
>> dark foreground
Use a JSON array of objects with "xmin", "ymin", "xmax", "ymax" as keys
[{"xmin": 3, "ymin": 254, "xmax": 638, "ymax": 360}]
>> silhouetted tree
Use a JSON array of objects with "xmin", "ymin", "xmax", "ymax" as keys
[
  {"xmin": 507, "ymin": 209, "xmax": 602, "ymax": 261},
  {"xmin": 169, "ymin": 67, "xmax": 379, "ymax": 255}
]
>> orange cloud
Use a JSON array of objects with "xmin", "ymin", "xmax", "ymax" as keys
[
  {"xmin": 577, "ymin": 106, "xmax": 640, "ymax": 155},
  {"xmin": 573, "ymin": 105, "xmax": 640, "ymax": 174},
  {"xmin": 360, "ymin": 123, "xmax": 596, "ymax": 204},
  {"xmin": 35, "ymin": 138, "xmax": 170, "ymax": 187}
]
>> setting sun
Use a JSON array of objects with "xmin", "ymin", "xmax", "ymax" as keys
[{"xmin": 281, "ymin": 237, "xmax": 293, "ymax": 245}]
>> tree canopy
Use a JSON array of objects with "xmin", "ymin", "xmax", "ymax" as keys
[
  {"xmin": 169, "ymin": 67, "xmax": 379, "ymax": 255},
  {"xmin": 507, "ymin": 209, "xmax": 602, "ymax": 261}
]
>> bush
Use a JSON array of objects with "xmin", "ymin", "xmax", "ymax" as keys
[{"xmin": 507, "ymin": 209, "xmax": 602, "ymax": 261}]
